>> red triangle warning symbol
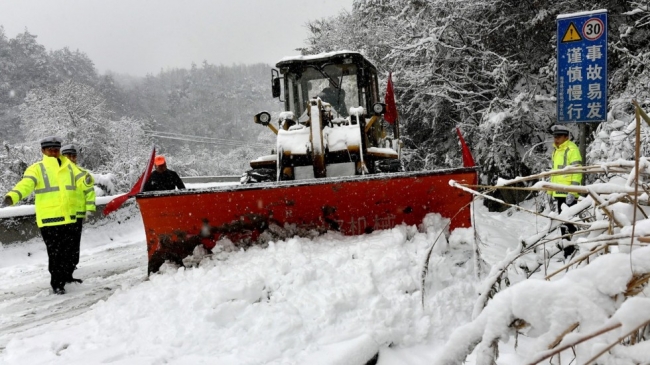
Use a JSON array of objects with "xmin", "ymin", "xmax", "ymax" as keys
[{"xmin": 562, "ymin": 22, "xmax": 582, "ymax": 42}]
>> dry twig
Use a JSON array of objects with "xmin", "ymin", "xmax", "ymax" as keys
[
  {"xmin": 625, "ymin": 273, "xmax": 650, "ymax": 297},
  {"xmin": 584, "ymin": 319, "xmax": 650, "ymax": 365},
  {"xmin": 545, "ymin": 245, "xmax": 607, "ymax": 280},
  {"xmin": 547, "ymin": 322, "xmax": 579, "ymax": 349},
  {"xmin": 526, "ymin": 321, "xmax": 622, "ymax": 365}
]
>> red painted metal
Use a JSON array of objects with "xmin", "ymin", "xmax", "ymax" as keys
[
  {"xmin": 103, "ymin": 145, "xmax": 156, "ymax": 216},
  {"xmin": 136, "ymin": 168, "xmax": 477, "ymax": 273}
]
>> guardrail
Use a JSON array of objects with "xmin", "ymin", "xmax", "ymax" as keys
[
  {"xmin": 0, "ymin": 195, "xmax": 119, "ymax": 245},
  {"xmin": 181, "ymin": 175, "xmax": 241, "ymax": 184},
  {"xmin": 0, "ymin": 176, "xmax": 240, "ymax": 245}
]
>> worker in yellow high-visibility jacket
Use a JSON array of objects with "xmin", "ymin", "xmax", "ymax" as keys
[
  {"xmin": 62, "ymin": 144, "xmax": 96, "ymax": 283},
  {"xmin": 1, "ymin": 136, "xmax": 87, "ymax": 295},
  {"xmin": 549, "ymin": 125, "xmax": 582, "ymax": 258}
]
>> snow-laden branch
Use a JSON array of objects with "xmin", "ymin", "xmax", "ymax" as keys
[
  {"xmin": 435, "ymin": 248, "xmax": 650, "ymax": 365},
  {"xmin": 496, "ymin": 161, "xmax": 650, "ymax": 187}
]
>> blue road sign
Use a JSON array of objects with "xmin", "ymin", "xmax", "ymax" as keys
[{"xmin": 557, "ymin": 10, "xmax": 608, "ymax": 123}]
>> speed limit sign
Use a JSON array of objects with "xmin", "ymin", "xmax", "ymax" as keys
[{"xmin": 583, "ymin": 18, "xmax": 605, "ymax": 40}]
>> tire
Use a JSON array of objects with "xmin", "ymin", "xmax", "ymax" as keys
[
  {"xmin": 375, "ymin": 159, "xmax": 402, "ymax": 173},
  {"xmin": 241, "ymin": 168, "xmax": 277, "ymax": 184}
]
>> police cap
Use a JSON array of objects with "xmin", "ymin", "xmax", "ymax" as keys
[
  {"xmin": 61, "ymin": 144, "xmax": 78, "ymax": 155},
  {"xmin": 551, "ymin": 125, "xmax": 570, "ymax": 136},
  {"xmin": 40, "ymin": 136, "xmax": 63, "ymax": 149}
]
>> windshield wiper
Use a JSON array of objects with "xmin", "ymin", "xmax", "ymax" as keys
[{"xmin": 311, "ymin": 66, "xmax": 339, "ymax": 89}]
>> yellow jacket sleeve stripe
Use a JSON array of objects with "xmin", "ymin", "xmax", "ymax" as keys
[{"xmin": 7, "ymin": 165, "xmax": 40, "ymax": 203}]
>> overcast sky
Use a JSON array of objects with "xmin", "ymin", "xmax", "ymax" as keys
[{"xmin": 0, "ymin": 0, "xmax": 352, "ymax": 76}]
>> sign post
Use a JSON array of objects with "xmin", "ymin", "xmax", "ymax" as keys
[{"xmin": 557, "ymin": 10, "xmax": 608, "ymax": 161}]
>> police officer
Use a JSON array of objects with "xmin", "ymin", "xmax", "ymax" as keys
[
  {"xmin": 549, "ymin": 125, "xmax": 583, "ymax": 256},
  {"xmin": 61, "ymin": 144, "xmax": 96, "ymax": 283},
  {"xmin": 1, "ymin": 136, "xmax": 87, "ymax": 295}
]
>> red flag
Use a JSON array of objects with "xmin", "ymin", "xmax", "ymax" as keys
[
  {"xmin": 455, "ymin": 127, "xmax": 476, "ymax": 168},
  {"xmin": 384, "ymin": 72, "xmax": 398, "ymax": 124},
  {"xmin": 103, "ymin": 145, "xmax": 156, "ymax": 216}
]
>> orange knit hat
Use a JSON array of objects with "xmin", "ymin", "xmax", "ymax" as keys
[{"xmin": 154, "ymin": 155, "xmax": 166, "ymax": 166}]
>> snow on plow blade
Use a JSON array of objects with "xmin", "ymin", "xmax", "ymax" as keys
[{"xmin": 136, "ymin": 167, "xmax": 477, "ymax": 274}]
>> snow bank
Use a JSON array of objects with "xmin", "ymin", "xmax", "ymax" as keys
[
  {"xmin": 1, "ymin": 214, "xmax": 479, "ymax": 365},
  {"xmin": 434, "ymin": 247, "xmax": 650, "ymax": 365}
]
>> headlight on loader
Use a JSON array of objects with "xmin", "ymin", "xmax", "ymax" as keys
[
  {"xmin": 372, "ymin": 103, "xmax": 386, "ymax": 115},
  {"xmin": 254, "ymin": 111, "xmax": 272, "ymax": 126}
]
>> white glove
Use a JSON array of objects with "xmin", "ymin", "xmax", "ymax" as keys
[
  {"xmin": 85, "ymin": 211, "xmax": 93, "ymax": 219},
  {"xmin": 565, "ymin": 194, "xmax": 575, "ymax": 205}
]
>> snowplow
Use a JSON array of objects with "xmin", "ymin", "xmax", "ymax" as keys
[{"xmin": 135, "ymin": 51, "xmax": 478, "ymax": 273}]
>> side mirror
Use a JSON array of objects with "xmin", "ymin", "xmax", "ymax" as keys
[
  {"xmin": 271, "ymin": 69, "xmax": 281, "ymax": 99},
  {"xmin": 272, "ymin": 78, "xmax": 281, "ymax": 98}
]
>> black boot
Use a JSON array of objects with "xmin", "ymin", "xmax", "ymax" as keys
[{"xmin": 53, "ymin": 287, "xmax": 66, "ymax": 295}]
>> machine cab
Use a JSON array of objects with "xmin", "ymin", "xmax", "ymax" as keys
[
  {"xmin": 279, "ymin": 52, "xmax": 379, "ymax": 120},
  {"xmin": 247, "ymin": 51, "xmax": 400, "ymax": 183}
]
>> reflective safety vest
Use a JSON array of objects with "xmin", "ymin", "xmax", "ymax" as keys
[
  {"xmin": 549, "ymin": 140, "xmax": 582, "ymax": 198},
  {"xmin": 5, "ymin": 155, "xmax": 81, "ymax": 227},
  {"xmin": 74, "ymin": 165, "xmax": 96, "ymax": 219}
]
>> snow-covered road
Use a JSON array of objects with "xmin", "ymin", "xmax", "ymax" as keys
[
  {"xmin": 0, "ymin": 206, "xmax": 148, "ymax": 352},
  {"xmin": 0, "ymin": 201, "xmax": 539, "ymax": 364}
]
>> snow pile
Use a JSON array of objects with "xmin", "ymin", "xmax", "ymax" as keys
[
  {"xmin": 349, "ymin": 106, "xmax": 365, "ymax": 116},
  {"xmin": 278, "ymin": 50, "xmax": 366, "ymax": 64},
  {"xmin": 279, "ymin": 111, "xmax": 295, "ymax": 121},
  {"xmin": 324, "ymin": 123, "xmax": 362, "ymax": 152},
  {"xmin": 92, "ymin": 172, "xmax": 116, "ymax": 195},
  {"xmin": 588, "ymin": 110, "xmax": 650, "ymax": 163},
  {"xmin": 435, "ymin": 248, "xmax": 650, "ymax": 365},
  {"xmin": 440, "ymin": 159, "xmax": 650, "ymax": 364},
  {"xmin": 277, "ymin": 126, "xmax": 310, "ymax": 155},
  {"xmin": 275, "ymin": 116, "xmax": 376, "ymax": 155},
  {"xmin": 0, "ymin": 214, "xmax": 480, "ymax": 365}
]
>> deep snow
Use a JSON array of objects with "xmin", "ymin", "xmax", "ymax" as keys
[
  {"xmin": 0, "ymin": 189, "xmax": 553, "ymax": 365},
  {"xmin": 8, "ymin": 184, "xmax": 642, "ymax": 364}
]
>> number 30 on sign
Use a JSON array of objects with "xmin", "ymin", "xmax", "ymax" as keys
[{"xmin": 583, "ymin": 18, "xmax": 604, "ymax": 40}]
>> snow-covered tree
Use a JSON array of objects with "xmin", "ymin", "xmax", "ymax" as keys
[
  {"xmin": 19, "ymin": 81, "xmax": 112, "ymax": 171},
  {"xmin": 17, "ymin": 82, "xmax": 152, "ymax": 191},
  {"xmin": 303, "ymin": 0, "xmax": 641, "ymax": 183},
  {"xmin": 49, "ymin": 47, "xmax": 98, "ymax": 87}
]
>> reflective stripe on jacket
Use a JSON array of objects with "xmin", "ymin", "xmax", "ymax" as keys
[
  {"xmin": 74, "ymin": 166, "xmax": 96, "ymax": 219},
  {"xmin": 5, "ymin": 155, "xmax": 80, "ymax": 227},
  {"xmin": 549, "ymin": 140, "xmax": 582, "ymax": 198}
]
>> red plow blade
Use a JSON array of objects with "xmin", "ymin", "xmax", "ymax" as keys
[{"xmin": 136, "ymin": 168, "xmax": 477, "ymax": 273}]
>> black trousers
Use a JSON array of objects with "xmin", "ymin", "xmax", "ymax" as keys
[
  {"xmin": 40, "ymin": 223, "xmax": 78, "ymax": 290},
  {"xmin": 73, "ymin": 219, "xmax": 84, "ymax": 270},
  {"xmin": 556, "ymin": 196, "xmax": 577, "ymax": 235}
]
